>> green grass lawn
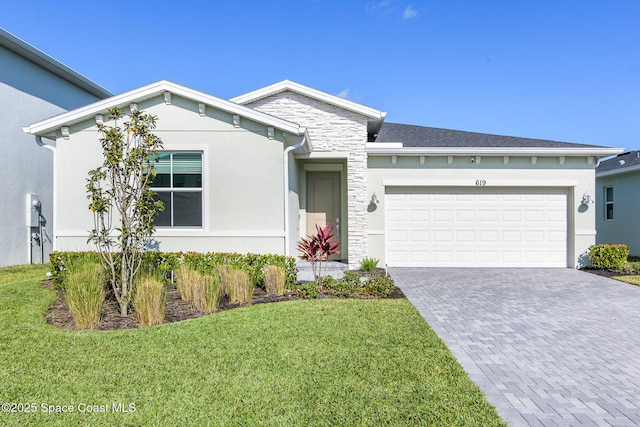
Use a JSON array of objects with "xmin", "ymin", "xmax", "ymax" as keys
[
  {"xmin": 0, "ymin": 265, "xmax": 505, "ymax": 426},
  {"xmin": 613, "ymin": 275, "xmax": 640, "ymax": 286}
]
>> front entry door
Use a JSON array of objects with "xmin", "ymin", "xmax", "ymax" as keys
[{"xmin": 306, "ymin": 171, "xmax": 341, "ymax": 260}]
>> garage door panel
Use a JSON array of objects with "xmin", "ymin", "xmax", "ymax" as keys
[
  {"xmin": 547, "ymin": 210, "xmax": 566, "ymax": 222},
  {"xmin": 455, "ymin": 251, "xmax": 475, "ymax": 262},
  {"xmin": 525, "ymin": 210, "xmax": 545, "ymax": 222},
  {"xmin": 410, "ymin": 230, "xmax": 429, "ymax": 242},
  {"xmin": 433, "ymin": 210, "xmax": 453, "ymax": 221},
  {"xmin": 410, "ymin": 210, "xmax": 429, "ymax": 221},
  {"xmin": 387, "ymin": 209, "xmax": 407, "ymax": 221},
  {"xmin": 387, "ymin": 230, "xmax": 407, "ymax": 242},
  {"xmin": 433, "ymin": 230, "xmax": 453, "ymax": 242},
  {"xmin": 456, "ymin": 210, "xmax": 476, "ymax": 221},
  {"xmin": 410, "ymin": 251, "xmax": 429, "ymax": 262},
  {"xmin": 479, "ymin": 251, "xmax": 499, "ymax": 262},
  {"xmin": 386, "ymin": 188, "xmax": 567, "ymax": 267},
  {"xmin": 501, "ymin": 210, "xmax": 522, "ymax": 222},
  {"xmin": 456, "ymin": 230, "xmax": 475, "ymax": 242},
  {"xmin": 548, "ymin": 231, "xmax": 566, "ymax": 242},
  {"xmin": 502, "ymin": 252, "xmax": 522, "ymax": 262},
  {"xmin": 524, "ymin": 230, "xmax": 544, "ymax": 243},
  {"xmin": 502, "ymin": 230, "xmax": 522, "ymax": 242},
  {"xmin": 479, "ymin": 230, "xmax": 499, "ymax": 242},
  {"xmin": 455, "ymin": 193, "xmax": 475, "ymax": 201}
]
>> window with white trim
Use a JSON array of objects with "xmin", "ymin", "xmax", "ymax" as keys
[
  {"xmin": 604, "ymin": 186, "xmax": 614, "ymax": 221},
  {"xmin": 151, "ymin": 152, "xmax": 203, "ymax": 227}
]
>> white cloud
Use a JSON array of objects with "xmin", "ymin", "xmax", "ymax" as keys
[
  {"xmin": 366, "ymin": 0, "xmax": 393, "ymax": 16},
  {"xmin": 337, "ymin": 88, "xmax": 350, "ymax": 99},
  {"xmin": 403, "ymin": 4, "xmax": 417, "ymax": 20}
]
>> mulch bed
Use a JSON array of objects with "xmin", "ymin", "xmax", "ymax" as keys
[
  {"xmin": 43, "ymin": 275, "xmax": 405, "ymax": 331},
  {"xmin": 579, "ymin": 268, "xmax": 632, "ymax": 279}
]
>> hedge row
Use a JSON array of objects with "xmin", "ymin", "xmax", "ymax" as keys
[{"xmin": 50, "ymin": 251, "xmax": 297, "ymax": 290}]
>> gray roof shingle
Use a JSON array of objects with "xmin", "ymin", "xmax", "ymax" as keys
[
  {"xmin": 596, "ymin": 151, "xmax": 640, "ymax": 174},
  {"xmin": 372, "ymin": 122, "xmax": 604, "ymax": 149}
]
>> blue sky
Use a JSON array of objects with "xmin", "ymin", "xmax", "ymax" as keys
[{"xmin": 3, "ymin": 1, "xmax": 639, "ymax": 150}]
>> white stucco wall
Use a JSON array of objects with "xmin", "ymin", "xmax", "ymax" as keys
[
  {"xmin": 596, "ymin": 170, "xmax": 640, "ymax": 255},
  {"xmin": 243, "ymin": 91, "xmax": 370, "ymax": 265},
  {"xmin": 367, "ymin": 155, "xmax": 598, "ymax": 268},
  {"xmin": 0, "ymin": 45, "xmax": 102, "ymax": 267},
  {"xmin": 54, "ymin": 94, "xmax": 287, "ymax": 254}
]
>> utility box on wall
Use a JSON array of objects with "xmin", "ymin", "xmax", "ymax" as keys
[{"xmin": 27, "ymin": 194, "xmax": 40, "ymax": 227}]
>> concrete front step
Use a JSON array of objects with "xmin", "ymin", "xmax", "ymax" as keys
[{"xmin": 296, "ymin": 261, "xmax": 349, "ymax": 282}]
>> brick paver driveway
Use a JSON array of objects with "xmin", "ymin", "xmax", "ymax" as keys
[{"xmin": 389, "ymin": 268, "xmax": 640, "ymax": 426}]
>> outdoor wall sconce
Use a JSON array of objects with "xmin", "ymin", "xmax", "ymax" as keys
[
  {"xmin": 581, "ymin": 192, "xmax": 594, "ymax": 205},
  {"xmin": 370, "ymin": 192, "xmax": 380, "ymax": 205}
]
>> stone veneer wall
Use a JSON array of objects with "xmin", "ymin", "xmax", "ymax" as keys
[{"xmin": 243, "ymin": 91, "xmax": 369, "ymax": 266}]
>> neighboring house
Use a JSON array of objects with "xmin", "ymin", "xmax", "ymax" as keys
[
  {"xmin": 0, "ymin": 28, "xmax": 111, "ymax": 267},
  {"xmin": 595, "ymin": 151, "xmax": 640, "ymax": 255},
  {"xmin": 23, "ymin": 80, "xmax": 622, "ymax": 268}
]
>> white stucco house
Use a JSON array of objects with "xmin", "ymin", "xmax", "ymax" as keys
[
  {"xmin": 23, "ymin": 79, "xmax": 622, "ymax": 268},
  {"xmin": 0, "ymin": 27, "xmax": 111, "ymax": 267},
  {"xmin": 595, "ymin": 151, "xmax": 640, "ymax": 255}
]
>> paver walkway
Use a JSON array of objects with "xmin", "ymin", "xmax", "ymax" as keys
[{"xmin": 390, "ymin": 268, "xmax": 640, "ymax": 427}]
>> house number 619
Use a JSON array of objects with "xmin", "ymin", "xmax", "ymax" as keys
[{"xmin": 475, "ymin": 180, "xmax": 487, "ymax": 186}]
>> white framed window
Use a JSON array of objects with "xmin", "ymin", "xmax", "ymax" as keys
[
  {"xmin": 604, "ymin": 186, "xmax": 614, "ymax": 221},
  {"xmin": 151, "ymin": 152, "xmax": 203, "ymax": 227}
]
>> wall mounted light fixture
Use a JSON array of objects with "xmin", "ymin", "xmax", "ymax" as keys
[
  {"xmin": 581, "ymin": 192, "xmax": 594, "ymax": 205},
  {"xmin": 370, "ymin": 192, "xmax": 380, "ymax": 205}
]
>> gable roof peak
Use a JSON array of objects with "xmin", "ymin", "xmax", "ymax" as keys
[
  {"xmin": 230, "ymin": 80, "xmax": 386, "ymax": 121},
  {"xmin": 24, "ymin": 80, "xmax": 306, "ymax": 138}
]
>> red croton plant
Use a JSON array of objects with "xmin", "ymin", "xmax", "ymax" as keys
[{"xmin": 297, "ymin": 224, "xmax": 341, "ymax": 288}]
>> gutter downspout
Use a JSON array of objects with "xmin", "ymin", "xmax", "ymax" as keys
[
  {"xmin": 34, "ymin": 135, "xmax": 57, "ymax": 253},
  {"xmin": 283, "ymin": 134, "xmax": 306, "ymax": 257}
]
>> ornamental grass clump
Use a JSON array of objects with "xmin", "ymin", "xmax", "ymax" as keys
[
  {"xmin": 263, "ymin": 265, "xmax": 286, "ymax": 295},
  {"xmin": 64, "ymin": 260, "xmax": 105, "ymax": 329},
  {"xmin": 360, "ymin": 257, "xmax": 379, "ymax": 272},
  {"xmin": 223, "ymin": 268, "xmax": 253, "ymax": 304},
  {"xmin": 192, "ymin": 269, "xmax": 223, "ymax": 313},
  {"xmin": 175, "ymin": 263, "xmax": 198, "ymax": 303},
  {"xmin": 134, "ymin": 274, "xmax": 166, "ymax": 327}
]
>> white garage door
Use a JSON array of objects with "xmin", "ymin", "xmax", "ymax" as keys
[{"xmin": 385, "ymin": 187, "xmax": 568, "ymax": 267}]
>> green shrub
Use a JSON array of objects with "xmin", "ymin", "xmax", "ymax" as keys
[
  {"xmin": 294, "ymin": 282, "xmax": 319, "ymax": 299},
  {"xmin": 51, "ymin": 251, "xmax": 297, "ymax": 291},
  {"xmin": 134, "ymin": 274, "xmax": 167, "ymax": 327},
  {"xmin": 620, "ymin": 261, "xmax": 640, "ymax": 275},
  {"xmin": 50, "ymin": 251, "xmax": 100, "ymax": 289},
  {"xmin": 588, "ymin": 244, "xmax": 630, "ymax": 270},
  {"xmin": 360, "ymin": 257, "xmax": 379, "ymax": 272},
  {"xmin": 264, "ymin": 265, "xmax": 286, "ymax": 295},
  {"xmin": 64, "ymin": 259, "xmax": 105, "ymax": 329},
  {"xmin": 324, "ymin": 273, "xmax": 360, "ymax": 298},
  {"xmin": 362, "ymin": 274, "xmax": 395, "ymax": 298}
]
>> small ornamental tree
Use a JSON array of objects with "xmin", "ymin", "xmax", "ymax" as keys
[
  {"xmin": 297, "ymin": 224, "xmax": 340, "ymax": 288},
  {"xmin": 86, "ymin": 107, "xmax": 164, "ymax": 316}
]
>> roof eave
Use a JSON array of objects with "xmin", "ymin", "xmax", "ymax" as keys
[
  {"xmin": 596, "ymin": 163, "xmax": 640, "ymax": 177},
  {"xmin": 23, "ymin": 80, "xmax": 306, "ymax": 137},
  {"xmin": 0, "ymin": 28, "xmax": 112, "ymax": 99},
  {"xmin": 366, "ymin": 145, "xmax": 625, "ymax": 157}
]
